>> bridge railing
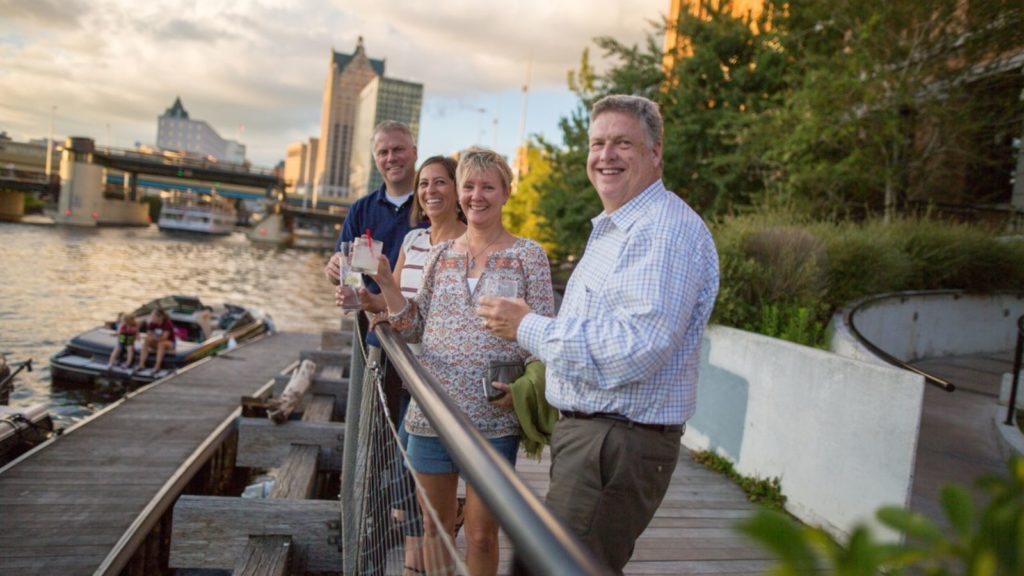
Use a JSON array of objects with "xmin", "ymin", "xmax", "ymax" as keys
[{"xmin": 339, "ymin": 313, "xmax": 609, "ymax": 575}]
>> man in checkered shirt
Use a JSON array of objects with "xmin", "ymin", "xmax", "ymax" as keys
[{"xmin": 478, "ymin": 94, "xmax": 719, "ymax": 573}]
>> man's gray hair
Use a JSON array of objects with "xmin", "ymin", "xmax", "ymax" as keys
[
  {"xmin": 372, "ymin": 120, "xmax": 413, "ymax": 142},
  {"xmin": 591, "ymin": 95, "xmax": 663, "ymax": 147}
]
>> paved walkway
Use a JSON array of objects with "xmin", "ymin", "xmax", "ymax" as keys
[{"xmin": 909, "ymin": 351, "xmax": 1016, "ymax": 524}]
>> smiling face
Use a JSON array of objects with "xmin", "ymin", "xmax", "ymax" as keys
[
  {"xmin": 586, "ymin": 110, "xmax": 662, "ymax": 213},
  {"xmin": 373, "ymin": 129, "xmax": 417, "ymax": 193},
  {"xmin": 458, "ymin": 167, "xmax": 508, "ymax": 229},
  {"xmin": 417, "ymin": 162, "xmax": 458, "ymax": 223}
]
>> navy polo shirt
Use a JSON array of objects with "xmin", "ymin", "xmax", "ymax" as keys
[{"xmin": 336, "ymin": 183, "xmax": 427, "ymax": 345}]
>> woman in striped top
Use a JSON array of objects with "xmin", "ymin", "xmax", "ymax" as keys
[{"xmin": 353, "ymin": 155, "xmax": 466, "ymax": 576}]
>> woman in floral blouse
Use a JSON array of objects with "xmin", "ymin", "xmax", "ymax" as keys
[{"xmin": 375, "ymin": 146, "xmax": 555, "ymax": 576}]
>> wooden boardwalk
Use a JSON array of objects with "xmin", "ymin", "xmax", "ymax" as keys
[
  {"xmin": 478, "ymin": 448, "xmax": 776, "ymax": 575},
  {"xmin": 910, "ymin": 352, "xmax": 1014, "ymax": 524},
  {"xmin": 0, "ymin": 331, "xmax": 320, "ymax": 576}
]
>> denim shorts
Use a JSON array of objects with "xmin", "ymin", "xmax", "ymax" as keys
[{"xmin": 407, "ymin": 433, "xmax": 519, "ymax": 475}]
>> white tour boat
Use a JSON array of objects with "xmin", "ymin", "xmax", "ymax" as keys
[{"xmin": 158, "ymin": 190, "xmax": 237, "ymax": 235}]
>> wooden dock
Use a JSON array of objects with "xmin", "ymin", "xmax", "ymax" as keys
[
  {"xmin": 0, "ymin": 331, "xmax": 320, "ymax": 576},
  {"xmin": 500, "ymin": 449, "xmax": 777, "ymax": 575}
]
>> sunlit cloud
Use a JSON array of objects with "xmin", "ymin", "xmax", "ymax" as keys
[{"xmin": 0, "ymin": 0, "xmax": 667, "ymax": 165}]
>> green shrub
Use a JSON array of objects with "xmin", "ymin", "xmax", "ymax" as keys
[{"xmin": 711, "ymin": 214, "xmax": 1024, "ymax": 348}]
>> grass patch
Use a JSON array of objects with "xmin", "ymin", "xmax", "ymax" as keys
[{"xmin": 692, "ymin": 450, "xmax": 787, "ymax": 510}]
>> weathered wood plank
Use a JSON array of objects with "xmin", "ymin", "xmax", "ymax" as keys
[
  {"xmin": 232, "ymin": 535, "xmax": 292, "ymax": 576},
  {"xmin": 169, "ymin": 496, "xmax": 341, "ymax": 572},
  {"xmin": 302, "ymin": 395, "xmax": 335, "ymax": 422},
  {"xmin": 268, "ymin": 445, "xmax": 319, "ymax": 500},
  {"xmin": 320, "ymin": 329, "xmax": 353, "ymax": 351},
  {"xmin": 236, "ymin": 418, "xmax": 344, "ymax": 471}
]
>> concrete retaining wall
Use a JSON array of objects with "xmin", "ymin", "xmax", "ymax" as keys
[
  {"xmin": 684, "ymin": 325, "xmax": 924, "ymax": 539},
  {"xmin": 830, "ymin": 291, "xmax": 1024, "ymax": 363}
]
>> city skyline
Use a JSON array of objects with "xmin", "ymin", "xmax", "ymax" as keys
[{"xmin": 0, "ymin": 0, "xmax": 668, "ymax": 168}]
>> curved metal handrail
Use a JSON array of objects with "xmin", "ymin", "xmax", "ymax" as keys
[
  {"xmin": 845, "ymin": 294, "xmax": 957, "ymax": 392},
  {"xmin": 374, "ymin": 322, "xmax": 610, "ymax": 576}
]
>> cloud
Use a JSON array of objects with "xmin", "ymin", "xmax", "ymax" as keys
[
  {"xmin": 0, "ymin": 0, "xmax": 668, "ymax": 166},
  {"xmin": 0, "ymin": 0, "xmax": 90, "ymax": 29}
]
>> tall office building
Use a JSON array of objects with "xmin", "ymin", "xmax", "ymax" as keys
[
  {"xmin": 349, "ymin": 77, "xmax": 423, "ymax": 198},
  {"xmin": 311, "ymin": 37, "xmax": 423, "ymax": 201},
  {"xmin": 156, "ymin": 97, "xmax": 246, "ymax": 164}
]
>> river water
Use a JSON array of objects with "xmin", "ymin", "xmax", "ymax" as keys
[{"xmin": 0, "ymin": 221, "xmax": 342, "ymax": 425}]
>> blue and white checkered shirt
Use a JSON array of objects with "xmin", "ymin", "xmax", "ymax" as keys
[{"xmin": 518, "ymin": 180, "xmax": 719, "ymax": 425}]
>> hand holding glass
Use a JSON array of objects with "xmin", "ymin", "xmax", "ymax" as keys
[
  {"xmin": 351, "ymin": 238, "xmax": 383, "ymax": 275},
  {"xmin": 337, "ymin": 242, "xmax": 362, "ymax": 311}
]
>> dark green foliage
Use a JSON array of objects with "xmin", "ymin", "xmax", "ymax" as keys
[
  {"xmin": 739, "ymin": 456, "xmax": 1024, "ymax": 575},
  {"xmin": 712, "ymin": 214, "xmax": 1024, "ymax": 347},
  {"xmin": 533, "ymin": 0, "xmax": 1024, "ymax": 251}
]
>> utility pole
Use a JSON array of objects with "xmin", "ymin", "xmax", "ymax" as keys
[{"xmin": 513, "ymin": 58, "xmax": 532, "ymax": 190}]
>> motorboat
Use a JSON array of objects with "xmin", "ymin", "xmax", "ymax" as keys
[
  {"xmin": 158, "ymin": 190, "xmax": 237, "ymax": 235},
  {"xmin": 0, "ymin": 403, "xmax": 54, "ymax": 466},
  {"xmin": 0, "ymin": 356, "xmax": 53, "ymax": 466},
  {"xmin": 50, "ymin": 295, "xmax": 273, "ymax": 384}
]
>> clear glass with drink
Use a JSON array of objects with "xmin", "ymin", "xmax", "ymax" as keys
[
  {"xmin": 337, "ymin": 242, "xmax": 362, "ymax": 311},
  {"xmin": 480, "ymin": 277, "xmax": 519, "ymax": 299},
  {"xmin": 351, "ymin": 237, "xmax": 383, "ymax": 276}
]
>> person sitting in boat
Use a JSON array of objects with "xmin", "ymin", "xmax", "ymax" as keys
[
  {"xmin": 136, "ymin": 308, "xmax": 176, "ymax": 374},
  {"xmin": 107, "ymin": 312, "xmax": 138, "ymax": 370}
]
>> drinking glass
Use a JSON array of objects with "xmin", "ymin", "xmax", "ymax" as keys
[
  {"xmin": 351, "ymin": 237, "xmax": 383, "ymax": 275},
  {"xmin": 480, "ymin": 277, "xmax": 519, "ymax": 299},
  {"xmin": 337, "ymin": 243, "xmax": 362, "ymax": 311}
]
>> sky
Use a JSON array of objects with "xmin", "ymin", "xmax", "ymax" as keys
[{"xmin": 0, "ymin": 0, "xmax": 669, "ymax": 168}]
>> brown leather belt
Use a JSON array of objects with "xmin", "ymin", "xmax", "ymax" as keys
[{"xmin": 559, "ymin": 410, "xmax": 684, "ymax": 434}]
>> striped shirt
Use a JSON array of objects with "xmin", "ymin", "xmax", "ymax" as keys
[
  {"xmin": 517, "ymin": 180, "xmax": 719, "ymax": 425},
  {"xmin": 399, "ymin": 228, "xmax": 433, "ymax": 298},
  {"xmin": 398, "ymin": 228, "xmax": 434, "ymax": 356}
]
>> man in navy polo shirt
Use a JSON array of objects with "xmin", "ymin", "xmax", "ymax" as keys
[{"xmin": 325, "ymin": 120, "xmax": 425, "ymax": 316}]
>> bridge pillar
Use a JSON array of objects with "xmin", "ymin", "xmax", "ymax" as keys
[
  {"xmin": 124, "ymin": 171, "xmax": 139, "ymax": 202},
  {"xmin": 55, "ymin": 137, "xmax": 148, "ymax": 227},
  {"xmin": 0, "ymin": 190, "xmax": 25, "ymax": 222}
]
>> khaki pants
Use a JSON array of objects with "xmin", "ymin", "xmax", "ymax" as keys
[{"xmin": 545, "ymin": 417, "xmax": 681, "ymax": 574}]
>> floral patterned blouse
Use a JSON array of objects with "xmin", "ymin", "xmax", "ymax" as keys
[{"xmin": 389, "ymin": 236, "xmax": 555, "ymax": 439}]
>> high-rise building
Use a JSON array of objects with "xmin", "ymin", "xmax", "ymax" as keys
[
  {"xmin": 311, "ymin": 37, "xmax": 423, "ymax": 201},
  {"xmin": 156, "ymin": 97, "xmax": 246, "ymax": 164},
  {"xmin": 349, "ymin": 77, "xmax": 423, "ymax": 198},
  {"xmin": 283, "ymin": 137, "xmax": 319, "ymax": 196}
]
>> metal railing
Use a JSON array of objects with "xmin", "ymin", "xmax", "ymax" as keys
[
  {"xmin": 1005, "ymin": 314, "xmax": 1023, "ymax": 426},
  {"xmin": 845, "ymin": 300, "xmax": 956, "ymax": 392},
  {"xmin": 339, "ymin": 313, "xmax": 609, "ymax": 575}
]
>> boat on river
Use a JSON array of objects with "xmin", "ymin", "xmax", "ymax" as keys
[
  {"xmin": 0, "ymin": 356, "xmax": 54, "ymax": 466},
  {"xmin": 50, "ymin": 295, "xmax": 273, "ymax": 384},
  {"xmin": 158, "ymin": 190, "xmax": 237, "ymax": 235}
]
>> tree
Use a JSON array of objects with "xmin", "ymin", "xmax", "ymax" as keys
[
  {"xmin": 503, "ymin": 145, "xmax": 557, "ymax": 254},
  {"xmin": 759, "ymin": 0, "xmax": 1024, "ymax": 216},
  {"xmin": 533, "ymin": 1, "xmax": 791, "ymax": 258}
]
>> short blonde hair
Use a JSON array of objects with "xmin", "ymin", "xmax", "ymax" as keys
[{"xmin": 456, "ymin": 146, "xmax": 513, "ymax": 195}]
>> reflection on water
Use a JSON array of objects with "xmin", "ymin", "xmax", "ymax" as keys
[{"xmin": 0, "ymin": 222, "xmax": 342, "ymax": 425}]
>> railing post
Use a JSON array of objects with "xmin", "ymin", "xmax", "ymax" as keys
[
  {"xmin": 339, "ymin": 314, "xmax": 367, "ymax": 574},
  {"xmin": 1004, "ymin": 315, "xmax": 1023, "ymax": 426}
]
